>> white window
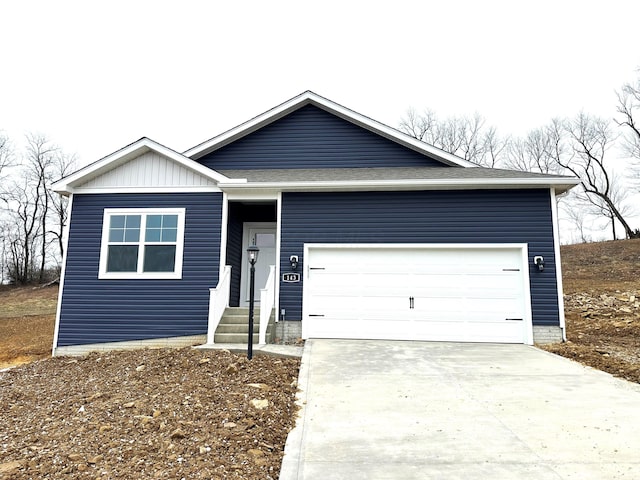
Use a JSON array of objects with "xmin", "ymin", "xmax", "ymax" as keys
[{"xmin": 99, "ymin": 208, "xmax": 186, "ymax": 279}]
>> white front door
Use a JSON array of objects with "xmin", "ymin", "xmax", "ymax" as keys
[{"xmin": 241, "ymin": 223, "xmax": 277, "ymax": 305}]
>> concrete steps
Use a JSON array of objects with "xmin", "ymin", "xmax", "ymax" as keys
[{"xmin": 214, "ymin": 307, "xmax": 275, "ymax": 344}]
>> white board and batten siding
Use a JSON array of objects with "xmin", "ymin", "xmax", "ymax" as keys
[
  {"xmin": 302, "ymin": 244, "xmax": 533, "ymax": 344},
  {"xmin": 79, "ymin": 151, "xmax": 217, "ymax": 189}
]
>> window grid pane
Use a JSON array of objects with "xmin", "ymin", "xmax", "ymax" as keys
[
  {"xmin": 109, "ymin": 215, "xmax": 140, "ymax": 243},
  {"xmin": 143, "ymin": 245, "xmax": 176, "ymax": 272},
  {"xmin": 144, "ymin": 215, "xmax": 178, "ymax": 244},
  {"xmin": 107, "ymin": 245, "xmax": 138, "ymax": 272}
]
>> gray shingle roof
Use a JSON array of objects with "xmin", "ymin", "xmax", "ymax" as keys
[{"xmin": 218, "ymin": 167, "xmax": 577, "ymax": 183}]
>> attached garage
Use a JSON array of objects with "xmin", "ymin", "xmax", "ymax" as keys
[{"xmin": 302, "ymin": 244, "xmax": 533, "ymax": 344}]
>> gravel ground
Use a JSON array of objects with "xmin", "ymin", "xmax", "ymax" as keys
[{"xmin": 0, "ymin": 348, "xmax": 300, "ymax": 479}]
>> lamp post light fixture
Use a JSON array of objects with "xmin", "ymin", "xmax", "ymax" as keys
[{"xmin": 246, "ymin": 244, "xmax": 260, "ymax": 360}]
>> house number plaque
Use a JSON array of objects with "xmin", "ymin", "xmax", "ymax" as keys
[{"xmin": 282, "ymin": 273, "xmax": 301, "ymax": 283}]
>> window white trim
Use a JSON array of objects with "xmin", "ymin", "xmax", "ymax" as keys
[{"xmin": 99, "ymin": 208, "xmax": 186, "ymax": 280}]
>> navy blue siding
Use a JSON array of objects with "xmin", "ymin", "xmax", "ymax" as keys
[
  {"xmin": 279, "ymin": 189, "xmax": 559, "ymax": 327},
  {"xmin": 57, "ymin": 193, "xmax": 222, "ymax": 347},
  {"xmin": 226, "ymin": 204, "xmax": 243, "ymax": 307},
  {"xmin": 197, "ymin": 105, "xmax": 446, "ymax": 170}
]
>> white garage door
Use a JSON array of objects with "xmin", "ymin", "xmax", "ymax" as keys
[{"xmin": 302, "ymin": 244, "xmax": 532, "ymax": 344}]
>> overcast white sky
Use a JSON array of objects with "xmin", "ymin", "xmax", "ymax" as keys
[{"xmin": 1, "ymin": 0, "xmax": 639, "ymax": 170}]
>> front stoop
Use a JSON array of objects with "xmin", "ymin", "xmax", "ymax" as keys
[{"xmin": 214, "ymin": 307, "xmax": 275, "ymax": 344}]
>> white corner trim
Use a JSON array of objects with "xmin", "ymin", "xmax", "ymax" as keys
[
  {"xmin": 275, "ymin": 192, "xmax": 282, "ymax": 322},
  {"xmin": 520, "ymin": 244, "xmax": 535, "ymax": 345},
  {"xmin": 51, "ymin": 193, "xmax": 74, "ymax": 356},
  {"xmin": 550, "ymin": 188, "xmax": 567, "ymax": 341},
  {"xmin": 219, "ymin": 193, "xmax": 229, "ymax": 279},
  {"xmin": 52, "ymin": 138, "xmax": 231, "ymax": 194},
  {"xmin": 183, "ymin": 91, "xmax": 476, "ymax": 168}
]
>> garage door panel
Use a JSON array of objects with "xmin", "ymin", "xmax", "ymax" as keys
[
  {"xmin": 308, "ymin": 295, "xmax": 408, "ymax": 319},
  {"xmin": 303, "ymin": 245, "xmax": 532, "ymax": 344}
]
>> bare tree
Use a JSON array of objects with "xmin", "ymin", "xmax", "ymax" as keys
[
  {"xmin": 560, "ymin": 192, "xmax": 592, "ymax": 243},
  {"xmin": 582, "ymin": 171, "xmax": 634, "ymax": 240},
  {"xmin": 558, "ymin": 113, "xmax": 638, "ymax": 239},
  {"xmin": 0, "ymin": 132, "xmax": 13, "ymax": 188},
  {"xmin": 47, "ymin": 150, "xmax": 75, "ymax": 260},
  {"xmin": 1, "ymin": 172, "xmax": 43, "ymax": 284},
  {"xmin": 399, "ymin": 109, "xmax": 507, "ymax": 167},
  {"xmin": 505, "ymin": 119, "xmax": 565, "ymax": 174},
  {"xmin": 24, "ymin": 134, "xmax": 59, "ymax": 282},
  {"xmin": 399, "ymin": 108, "xmax": 438, "ymax": 142},
  {"xmin": 0, "ymin": 133, "xmax": 76, "ymax": 284},
  {"xmin": 483, "ymin": 127, "xmax": 510, "ymax": 168},
  {"xmin": 615, "ymin": 77, "xmax": 640, "ymax": 179}
]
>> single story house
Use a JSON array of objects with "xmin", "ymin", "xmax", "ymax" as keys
[{"xmin": 51, "ymin": 91, "xmax": 579, "ymax": 355}]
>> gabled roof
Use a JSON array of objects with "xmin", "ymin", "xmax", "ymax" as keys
[
  {"xmin": 216, "ymin": 167, "xmax": 580, "ymax": 194},
  {"xmin": 52, "ymin": 137, "xmax": 233, "ymax": 195},
  {"xmin": 183, "ymin": 91, "xmax": 477, "ymax": 168}
]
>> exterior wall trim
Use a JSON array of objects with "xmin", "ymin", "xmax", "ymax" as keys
[
  {"xmin": 275, "ymin": 192, "xmax": 282, "ymax": 322},
  {"xmin": 550, "ymin": 188, "xmax": 567, "ymax": 341},
  {"xmin": 51, "ymin": 193, "xmax": 74, "ymax": 356},
  {"xmin": 219, "ymin": 192, "xmax": 229, "ymax": 279}
]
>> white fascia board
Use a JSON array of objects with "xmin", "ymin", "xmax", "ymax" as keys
[
  {"xmin": 62, "ymin": 186, "xmax": 223, "ymax": 195},
  {"xmin": 225, "ymin": 191, "xmax": 279, "ymax": 201},
  {"xmin": 183, "ymin": 91, "xmax": 476, "ymax": 168},
  {"xmin": 52, "ymin": 138, "xmax": 230, "ymax": 195},
  {"xmin": 218, "ymin": 176, "xmax": 581, "ymax": 193}
]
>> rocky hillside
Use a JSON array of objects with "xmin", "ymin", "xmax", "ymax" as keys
[{"xmin": 541, "ymin": 239, "xmax": 640, "ymax": 383}]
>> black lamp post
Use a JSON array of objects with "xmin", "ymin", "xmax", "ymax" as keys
[{"xmin": 247, "ymin": 244, "xmax": 260, "ymax": 360}]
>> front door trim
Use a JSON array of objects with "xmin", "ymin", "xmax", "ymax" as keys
[{"xmin": 240, "ymin": 222, "xmax": 277, "ymax": 306}]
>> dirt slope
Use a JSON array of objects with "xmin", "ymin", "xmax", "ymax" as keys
[
  {"xmin": 0, "ymin": 348, "xmax": 300, "ymax": 479},
  {"xmin": 0, "ymin": 285, "xmax": 57, "ymax": 369},
  {"xmin": 541, "ymin": 239, "xmax": 640, "ymax": 384}
]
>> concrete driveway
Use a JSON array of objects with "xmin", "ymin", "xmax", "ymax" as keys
[{"xmin": 280, "ymin": 339, "xmax": 640, "ymax": 479}]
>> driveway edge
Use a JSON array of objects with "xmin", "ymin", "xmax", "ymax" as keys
[{"xmin": 279, "ymin": 340, "xmax": 313, "ymax": 480}]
